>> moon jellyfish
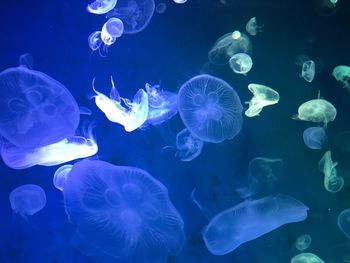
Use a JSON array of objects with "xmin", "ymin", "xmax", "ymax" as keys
[
  {"xmin": 202, "ymin": 194, "xmax": 308, "ymax": 255},
  {"xmin": 63, "ymin": 159, "xmax": 185, "ymax": 262},
  {"xmin": 208, "ymin": 30, "xmax": 252, "ymax": 65},
  {"xmin": 332, "ymin": 65, "xmax": 350, "ymax": 91},
  {"xmin": 173, "ymin": 0, "xmax": 187, "ymax": 3},
  {"xmin": 295, "ymin": 234, "xmax": 312, "ymax": 251},
  {"xmin": 300, "ymin": 60, "xmax": 316, "ymax": 83},
  {"xmin": 318, "ymin": 150, "xmax": 344, "ymax": 193},
  {"xmin": 178, "ymin": 74, "xmax": 243, "ymax": 143},
  {"xmin": 338, "ymin": 209, "xmax": 350, "ymax": 239},
  {"xmin": 93, "ymin": 77, "xmax": 149, "ymax": 132},
  {"xmin": 245, "ymin": 83, "xmax": 279, "ymax": 117},
  {"xmin": 106, "ymin": 0, "xmax": 155, "ymax": 34},
  {"xmin": 291, "ymin": 252, "xmax": 325, "ymax": 263},
  {"xmin": 88, "ymin": 31, "xmax": 103, "ymax": 51},
  {"xmin": 175, "ymin": 128, "xmax": 204, "ymax": 162},
  {"xmin": 87, "ymin": 0, "xmax": 117, "ymax": 14},
  {"xmin": 245, "ymin": 17, "xmax": 263, "ymax": 36},
  {"xmin": 53, "ymin": 164, "xmax": 73, "ymax": 191},
  {"xmin": 303, "ymin": 127, "xmax": 326, "ymax": 150},
  {"xmin": 156, "ymin": 2, "xmax": 166, "ymax": 13},
  {"xmin": 101, "ymin": 17, "xmax": 124, "ymax": 46},
  {"xmin": 9, "ymin": 184, "xmax": 46, "ymax": 218},
  {"xmin": 0, "ymin": 56, "xmax": 80, "ymax": 149},
  {"xmin": 229, "ymin": 53, "xmax": 253, "ymax": 75}
]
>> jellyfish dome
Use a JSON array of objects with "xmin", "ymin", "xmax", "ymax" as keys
[
  {"xmin": 178, "ymin": 74, "xmax": 243, "ymax": 143},
  {"xmin": 338, "ymin": 209, "xmax": 350, "ymax": 239},
  {"xmin": 291, "ymin": 252, "xmax": 325, "ymax": 263},
  {"xmin": 245, "ymin": 17, "xmax": 263, "ymax": 36},
  {"xmin": 101, "ymin": 17, "xmax": 124, "ymax": 46},
  {"xmin": 0, "ymin": 57, "xmax": 80, "ymax": 149},
  {"xmin": 63, "ymin": 159, "xmax": 185, "ymax": 262},
  {"xmin": 332, "ymin": 65, "xmax": 350, "ymax": 91},
  {"xmin": 53, "ymin": 164, "xmax": 73, "ymax": 191},
  {"xmin": 295, "ymin": 234, "xmax": 312, "ymax": 251},
  {"xmin": 175, "ymin": 128, "xmax": 204, "ymax": 162},
  {"xmin": 302, "ymin": 126, "xmax": 326, "ymax": 150},
  {"xmin": 87, "ymin": 0, "xmax": 118, "ymax": 15},
  {"xmin": 229, "ymin": 53, "xmax": 253, "ymax": 75}
]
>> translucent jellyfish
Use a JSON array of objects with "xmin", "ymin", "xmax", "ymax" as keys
[
  {"xmin": 93, "ymin": 77, "xmax": 149, "ymax": 132},
  {"xmin": 245, "ymin": 83, "xmax": 280, "ymax": 117},
  {"xmin": 173, "ymin": 0, "xmax": 187, "ymax": 3},
  {"xmin": 302, "ymin": 127, "xmax": 326, "ymax": 150},
  {"xmin": 88, "ymin": 31, "xmax": 103, "ymax": 51},
  {"xmin": 175, "ymin": 128, "xmax": 204, "ymax": 162},
  {"xmin": 300, "ymin": 60, "xmax": 316, "ymax": 83},
  {"xmin": 101, "ymin": 17, "xmax": 124, "ymax": 46},
  {"xmin": 53, "ymin": 164, "xmax": 73, "ymax": 191},
  {"xmin": 63, "ymin": 159, "xmax": 185, "ymax": 262},
  {"xmin": 318, "ymin": 150, "xmax": 344, "ymax": 193},
  {"xmin": 106, "ymin": 0, "xmax": 155, "ymax": 34},
  {"xmin": 202, "ymin": 194, "xmax": 308, "ymax": 255},
  {"xmin": 295, "ymin": 234, "xmax": 312, "ymax": 251},
  {"xmin": 338, "ymin": 209, "xmax": 350, "ymax": 239},
  {"xmin": 0, "ymin": 56, "xmax": 80, "ymax": 149},
  {"xmin": 9, "ymin": 184, "xmax": 46, "ymax": 218},
  {"xmin": 332, "ymin": 65, "xmax": 350, "ymax": 91},
  {"xmin": 18, "ymin": 53, "xmax": 34, "ymax": 69},
  {"xmin": 208, "ymin": 30, "xmax": 252, "ymax": 65},
  {"xmin": 229, "ymin": 53, "xmax": 253, "ymax": 75},
  {"xmin": 87, "ymin": 0, "xmax": 117, "ymax": 14},
  {"xmin": 177, "ymin": 74, "xmax": 243, "ymax": 143},
  {"xmin": 291, "ymin": 252, "xmax": 325, "ymax": 263},
  {"xmin": 156, "ymin": 2, "xmax": 167, "ymax": 13},
  {"xmin": 245, "ymin": 17, "xmax": 263, "ymax": 36}
]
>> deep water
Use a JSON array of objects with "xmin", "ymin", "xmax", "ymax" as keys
[{"xmin": 1, "ymin": 0, "xmax": 350, "ymax": 262}]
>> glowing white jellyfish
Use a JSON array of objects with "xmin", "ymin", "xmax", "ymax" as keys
[
  {"xmin": 229, "ymin": 53, "xmax": 253, "ymax": 75},
  {"xmin": 291, "ymin": 253, "xmax": 325, "ymax": 263},
  {"xmin": 87, "ymin": 0, "xmax": 118, "ymax": 15},
  {"xmin": 245, "ymin": 17, "xmax": 263, "ymax": 36},
  {"xmin": 88, "ymin": 31, "xmax": 103, "ymax": 51},
  {"xmin": 53, "ymin": 164, "xmax": 73, "ymax": 191},
  {"xmin": 93, "ymin": 77, "xmax": 149, "ymax": 132},
  {"xmin": 318, "ymin": 150, "xmax": 344, "ymax": 193},
  {"xmin": 175, "ymin": 128, "xmax": 204, "ymax": 162},
  {"xmin": 332, "ymin": 65, "xmax": 350, "ymax": 91},
  {"xmin": 101, "ymin": 17, "xmax": 124, "ymax": 46},
  {"xmin": 300, "ymin": 60, "xmax": 316, "ymax": 82}
]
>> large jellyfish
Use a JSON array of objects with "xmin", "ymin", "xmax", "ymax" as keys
[
  {"xmin": 53, "ymin": 164, "xmax": 73, "ymax": 191},
  {"xmin": 229, "ymin": 53, "xmax": 253, "ymax": 75},
  {"xmin": 106, "ymin": 0, "xmax": 155, "ymax": 34},
  {"xmin": 87, "ymin": 0, "xmax": 118, "ymax": 14},
  {"xmin": 63, "ymin": 159, "xmax": 185, "ymax": 262},
  {"xmin": 202, "ymin": 194, "xmax": 308, "ymax": 255},
  {"xmin": 175, "ymin": 128, "xmax": 204, "ymax": 161},
  {"xmin": 291, "ymin": 252, "xmax": 325, "ymax": 263},
  {"xmin": 332, "ymin": 65, "xmax": 350, "ymax": 91},
  {"xmin": 177, "ymin": 74, "xmax": 243, "ymax": 143},
  {"xmin": 295, "ymin": 234, "xmax": 312, "ymax": 251},
  {"xmin": 0, "ymin": 55, "xmax": 80, "ymax": 149},
  {"xmin": 9, "ymin": 184, "xmax": 46, "ymax": 218},
  {"xmin": 302, "ymin": 127, "xmax": 326, "ymax": 150},
  {"xmin": 245, "ymin": 17, "xmax": 263, "ymax": 36},
  {"xmin": 338, "ymin": 209, "xmax": 350, "ymax": 239},
  {"xmin": 318, "ymin": 150, "xmax": 344, "ymax": 193}
]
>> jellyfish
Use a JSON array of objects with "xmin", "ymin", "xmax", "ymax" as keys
[
  {"xmin": 106, "ymin": 0, "xmax": 155, "ymax": 34},
  {"xmin": 0, "ymin": 56, "xmax": 80, "ymax": 149},
  {"xmin": 291, "ymin": 252, "xmax": 325, "ymax": 263},
  {"xmin": 245, "ymin": 83, "xmax": 279, "ymax": 117},
  {"xmin": 63, "ymin": 159, "xmax": 185, "ymax": 262},
  {"xmin": 302, "ymin": 127, "xmax": 326, "ymax": 150},
  {"xmin": 338, "ymin": 209, "xmax": 350, "ymax": 239},
  {"xmin": 87, "ymin": 0, "xmax": 117, "ymax": 14},
  {"xmin": 18, "ymin": 53, "xmax": 34, "ymax": 69},
  {"xmin": 175, "ymin": 128, "xmax": 204, "ymax": 162},
  {"xmin": 173, "ymin": 0, "xmax": 187, "ymax": 3},
  {"xmin": 332, "ymin": 65, "xmax": 350, "ymax": 91},
  {"xmin": 295, "ymin": 234, "xmax": 312, "ymax": 251},
  {"xmin": 300, "ymin": 60, "xmax": 316, "ymax": 83},
  {"xmin": 101, "ymin": 17, "xmax": 124, "ymax": 46},
  {"xmin": 53, "ymin": 164, "xmax": 73, "ymax": 191},
  {"xmin": 208, "ymin": 30, "xmax": 252, "ymax": 65},
  {"xmin": 318, "ymin": 150, "xmax": 344, "ymax": 193},
  {"xmin": 9, "ymin": 184, "xmax": 46, "ymax": 218},
  {"xmin": 229, "ymin": 53, "xmax": 253, "ymax": 75},
  {"xmin": 245, "ymin": 17, "xmax": 263, "ymax": 36},
  {"xmin": 88, "ymin": 31, "xmax": 103, "ymax": 51},
  {"xmin": 93, "ymin": 77, "xmax": 149, "ymax": 132},
  {"xmin": 155, "ymin": 2, "xmax": 167, "ymax": 13},
  {"xmin": 177, "ymin": 74, "xmax": 243, "ymax": 143},
  {"xmin": 202, "ymin": 194, "xmax": 308, "ymax": 255}
]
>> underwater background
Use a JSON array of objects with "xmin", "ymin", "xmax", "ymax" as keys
[{"xmin": 1, "ymin": 0, "xmax": 350, "ymax": 262}]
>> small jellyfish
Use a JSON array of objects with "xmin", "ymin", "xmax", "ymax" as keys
[
  {"xmin": 9, "ymin": 184, "xmax": 46, "ymax": 218},
  {"xmin": 202, "ymin": 194, "xmax": 308, "ymax": 255},
  {"xmin": 229, "ymin": 53, "xmax": 253, "ymax": 75},
  {"xmin": 53, "ymin": 164, "xmax": 73, "ymax": 191},
  {"xmin": 291, "ymin": 252, "xmax": 325, "ymax": 263},
  {"xmin": 245, "ymin": 17, "xmax": 263, "ymax": 36},
  {"xmin": 245, "ymin": 83, "xmax": 279, "ymax": 117},
  {"xmin": 302, "ymin": 127, "xmax": 326, "ymax": 150},
  {"xmin": 318, "ymin": 150, "xmax": 344, "ymax": 193},
  {"xmin": 173, "ymin": 0, "xmax": 187, "ymax": 3},
  {"xmin": 175, "ymin": 128, "xmax": 204, "ymax": 162},
  {"xmin": 295, "ymin": 234, "xmax": 312, "ymax": 251},
  {"xmin": 87, "ymin": 0, "xmax": 117, "ymax": 15},
  {"xmin": 156, "ymin": 2, "xmax": 167, "ymax": 13},
  {"xmin": 332, "ymin": 65, "xmax": 350, "ymax": 91},
  {"xmin": 338, "ymin": 209, "xmax": 350, "ymax": 239},
  {"xmin": 300, "ymin": 60, "xmax": 316, "ymax": 83},
  {"xmin": 88, "ymin": 31, "xmax": 103, "ymax": 51},
  {"xmin": 101, "ymin": 17, "xmax": 124, "ymax": 46},
  {"xmin": 178, "ymin": 74, "xmax": 243, "ymax": 143}
]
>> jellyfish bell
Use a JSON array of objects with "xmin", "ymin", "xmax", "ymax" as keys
[
  {"xmin": 318, "ymin": 150, "xmax": 344, "ymax": 193},
  {"xmin": 332, "ymin": 65, "xmax": 350, "ymax": 91},
  {"xmin": 102, "ymin": 17, "xmax": 124, "ymax": 42},
  {"xmin": 295, "ymin": 234, "xmax": 312, "ymax": 251},
  {"xmin": 175, "ymin": 128, "xmax": 204, "ymax": 162},
  {"xmin": 88, "ymin": 31, "xmax": 103, "ymax": 51},
  {"xmin": 300, "ymin": 60, "xmax": 316, "ymax": 83},
  {"xmin": 155, "ymin": 2, "xmax": 167, "ymax": 13},
  {"xmin": 87, "ymin": 0, "xmax": 118, "ymax": 15},
  {"xmin": 302, "ymin": 126, "xmax": 326, "ymax": 150},
  {"xmin": 337, "ymin": 209, "xmax": 350, "ymax": 239},
  {"xmin": 53, "ymin": 164, "xmax": 73, "ymax": 191},
  {"xmin": 245, "ymin": 17, "xmax": 263, "ymax": 36},
  {"xmin": 291, "ymin": 252, "xmax": 325, "ymax": 263},
  {"xmin": 229, "ymin": 53, "xmax": 253, "ymax": 75},
  {"xmin": 173, "ymin": 0, "xmax": 187, "ymax": 3}
]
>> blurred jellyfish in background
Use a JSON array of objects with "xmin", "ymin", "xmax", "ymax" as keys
[
  {"xmin": 63, "ymin": 159, "xmax": 185, "ymax": 262},
  {"xmin": 53, "ymin": 164, "xmax": 73, "ymax": 191},
  {"xmin": 178, "ymin": 74, "xmax": 243, "ymax": 143},
  {"xmin": 155, "ymin": 2, "xmax": 167, "ymax": 13},
  {"xmin": 175, "ymin": 128, "xmax": 204, "ymax": 162},
  {"xmin": 318, "ymin": 150, "xmax": 344, "ymax": 193},
  {"xmin": 87, "ymin": 0, "xmax": 118, "ymax": 14},
  {"xmin": 291, "ymin": 252, "xmax": 325, "ymax": 263},
  {"xmin": 332, "ymin": 65, "xmax": 350, "ymax": 91},
  {"xmin": 245, "ymin": 17, "xmax": 263, "ymax": 36},
  {"xmin": 202, "ymin": 194, "xmax": 308, "ymax": 255},
  {"xmin": 338, "ymin": 209, "xmax": 350, "ymax": 239},
  {"xmin": 9, "ymin": 184, "xmax": 46, "ymax": 218},
  {"xmin": 295, "ymin": 234, "xmax": 312, "ymax": 251},
  {"xmin": 107, "ymin": 0, "xmax": 155, "ymax": 34},
  {"xmin": 93, "ymin": 77, "xmax": 149, "ymax": 132},
  {"xmin": 173, "ymin": 0, "xmax": 187, "ymax": 3},
  {"xmin": 303, "ymin": 127, "xmax": 326, "ymax": 150},
  {"xmin": 208, "ymin": 30, "xmax": 252, "ymax": 65},
  {"xmin": 229, "ymin": 53, "xmax": 253, "ymax": 75},
  {"xmin": 245, "ymin": 83, "xmax": 279, "ymax": 117}
]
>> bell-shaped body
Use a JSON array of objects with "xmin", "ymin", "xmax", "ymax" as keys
[
  {"xmin": 9, "ymin": 184, "xmax": 46, "ymax": 217},
  {"xmin": 338, "ymin": 209, "xmax": 350, "ymax": 239},
  {"xmin": 302, "ymin": 127, "xmax": 326, "ymax": 150},
  {"xmin": 155, "ymin": 2, "xmax": 167, "ymax": 13},
  {"xmin": 173, "ymin": 0, "xmax": 187, "ymax": 3},
  {"xmin": 295, "ymin": 234, "xmax": 312, "ymax": 251},
  {"xmin": 101, "ymin": 17, "xmax": 124, "ymax": 46},
  {"xmin": 87, "ymin": 0, "xmax": 117, "ymax": 14},
  {"xmin": 291, "ymin": 252, "xmax": 325, "ymax": 263},
  {"xmin": 245, "ymin": 17, "xmax": 263, "ymax": 36},
  {"xmin": 178, "ymin": 74, "xmax": 243, "ymax": 143},
  {"xmin": 301, "ymin": 60, "xmax": 316, "ymax": 83},
  {"xmin": 63, "ymin": 160, "xmax": 185, "ymax": 262},
  {"xmin": 318, "ymin": 150, "xmax": 344, "ymax": 193},
  {"xmin": 175, "ymin": 128, "xmax": 203, "ymax": 162},
  {"xmin": 245, "ymin": 83, "xmax": 279, "ymax": 117},
  {"xmin": 229, "ymin": 53, "xmax": 253, "ymax": 75},
  {"xmin": 202, "ymin": 194, "xmax": 308, "ymax": 255},
  {"xmin": 88, "ymin": 31, "xmax": 103, "ymax": 51},
  {"xmin": 106, "ymin": 0, "xmax": 155, "ymax": 34},
  {"xmin": 332, "ymin": 65, "xmax": 350, "ymax": 91},
  {"xmin": 53, "ymin": 164, "xmax": 73, "ymax": 191},
  {"xmin": 208, "ymin": 31, "xmax": 252, "ymax": 65},
  {"xmin": 0, "ymin": 61, "xmax": 80, "ymax": 149}
]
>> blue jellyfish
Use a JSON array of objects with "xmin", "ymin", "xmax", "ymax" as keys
[
  {"xmin": 303, "ymin": 127, "xmax": 326, "ymax": 150},
  {"xmin": 202, "ymin": 194, "xmax": 308, "ymax": 255},
  {"xmin": 101, "ymin": 17, "xmax": 124, "ymax": 46},
  {"xmin": 155, "ymin": 2, "xmax": 167, "ymax": 14},
  {"xmin": 63, "ymin": 159, "xmax": 185, "ymax": 262},
  {"xmin": 87, "ymin": 0, "xmax": 117, "ymax": 14},
  {"xmin": 178, "ymin": 74, "xmax": 243, "ymax": 143},
  {"xmin": 175, "ymin": 128, "xmax": 204, "ymax": 161},
  {"xmin": 88, "ymin": 31, "xmax": 103, "ymax": 51},
  {"xmin": 0, "ymin": 56, "xmax": 80, "ymax": 149},
  {"xmin": 106, "ymin": 0, "xmax": 155, "ymax": 34},
  {"xmin": 338, "ymin": 209, "xmax": 350, "ymax": 239},
  {"xmin": 9, "ymin": 184, "xmax": 46, "ymax": 218},
  {"xmin": 53, "ymin": 164, "xmax": 73, "ymax": 191}
]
